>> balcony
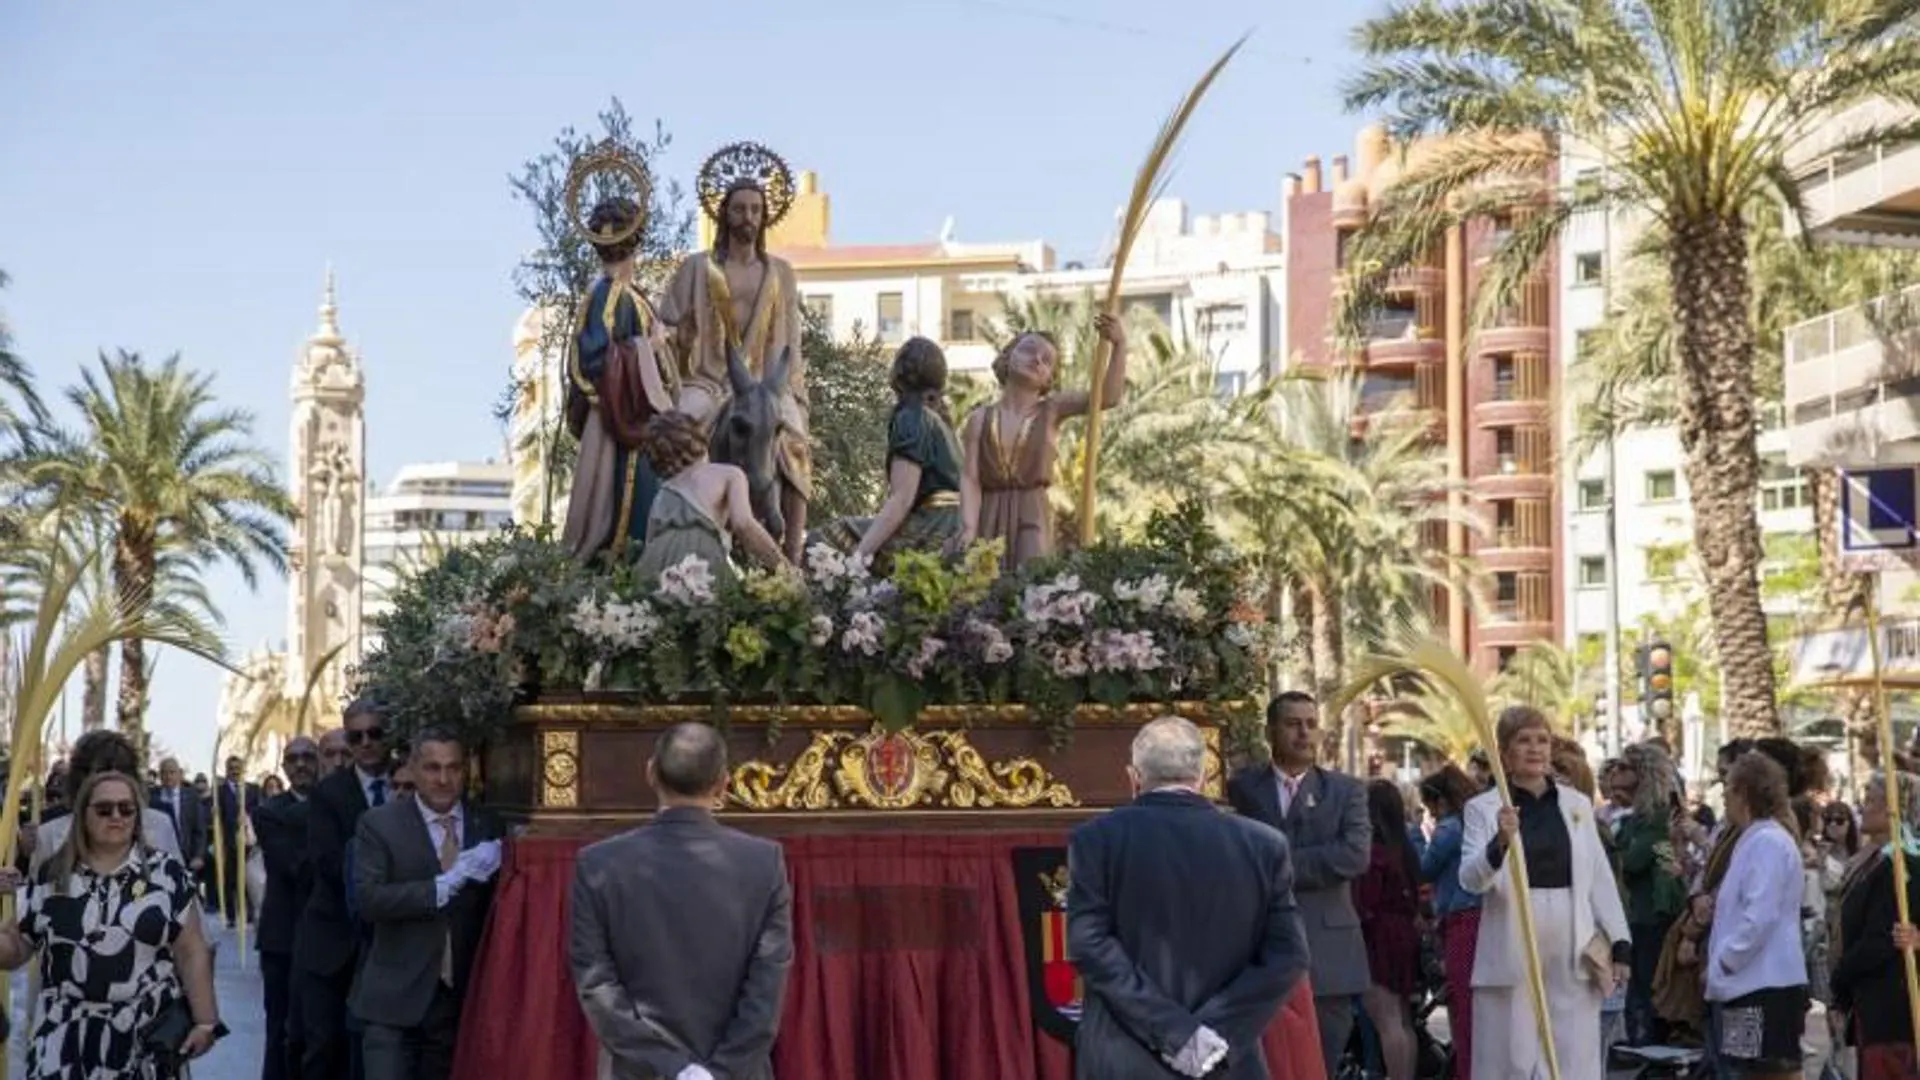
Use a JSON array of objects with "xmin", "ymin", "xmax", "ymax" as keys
[
  {"xmin": 1782, "ymin": 283, "xmax": 1920, "ymax": 466},
  {"xmin": 1475, "ymin": 324, "xmax": 1551, "ymax": 356},
  {"xmin": 1788, "ymin": 99, "xmax": 1920, "ymax": 246}
]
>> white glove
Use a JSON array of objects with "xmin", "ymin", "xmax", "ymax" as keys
[
  {"xmin": 433, "ymin": 871, "xmax": 466, "ymax": 908},
  {"xmin": 675, "ymin": 1066, "xmax": 714, "ymax": 1080},
  {"xmin": 454, "ymin": 840, "xmax": 502, "ymax": 884},
  {"xmin": 1162, "ymin": 1025, "xmax": 1227, "ymax": 1078}
]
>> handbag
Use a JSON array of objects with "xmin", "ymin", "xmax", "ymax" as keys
[{"xmin": 140, "ymin": 997, "xmax": 194, "ymax": 1077}]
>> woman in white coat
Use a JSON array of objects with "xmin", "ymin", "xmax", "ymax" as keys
[{"xmin": 1460, "ymin": 705, "xmax": 1631, "ymax": 1080}]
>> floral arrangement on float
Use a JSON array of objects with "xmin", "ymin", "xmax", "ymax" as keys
[{"xmin": 352, "ymin": 501, "xmax": 1276, "ymax": 751}]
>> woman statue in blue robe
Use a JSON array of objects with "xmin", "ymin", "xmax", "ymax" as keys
[{"xmin": 561, "ymin": 198, "xmax": 677, "ymax": 562}]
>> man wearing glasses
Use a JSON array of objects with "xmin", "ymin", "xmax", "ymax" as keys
[{"xmin": 298, "ymin": 700, "xmax": 394, "ymax": 1080}]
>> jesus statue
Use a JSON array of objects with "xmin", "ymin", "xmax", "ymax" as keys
[{"xmin": 657, "ymin": 141, "xmax": 811, "ymax": 560}]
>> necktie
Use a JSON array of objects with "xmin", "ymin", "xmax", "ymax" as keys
[
  {"xmin": 1283, "ymin": 776, "xmax": 1301, "ymax": 815},
  {"xmin": 438, "ymin": 814, "xmax": 460, "ymax": 984},
  {"xmin": 369, "ymin": 779, "xmax": 387, "ymax": 807}
]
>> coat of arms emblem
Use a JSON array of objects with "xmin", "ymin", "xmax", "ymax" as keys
[{"xmin": 1012, "ymin": 846, "xmax": 1082, "ymax": 1043}]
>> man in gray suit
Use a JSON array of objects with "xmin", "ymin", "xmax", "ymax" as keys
[
  {"xmin": 350, "ymin": 729, "xmax": 504, "ymax": 1080},
  {"xmin": 569, "ymin": 722, "xmax": 794, "ymax": 1080},
  {"xmin": 1225, "ymin": 690, "xmax": 1371, "ymax": 1077}
]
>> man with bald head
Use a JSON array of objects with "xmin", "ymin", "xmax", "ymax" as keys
[
  {"xmin": 318, "ymin": 728, "xmax": 351, "ymax": 775},
  {"xmin": 255, "ymin": 737, "xmax": 322, "ymax": 1080},
  {"xmin": 569, "ymin": 722, "xmax": 794, "ymax": 1080},
  {"xmin": 1068, "ymin": 717, "xmax": 1309, "ymax": 1079}
]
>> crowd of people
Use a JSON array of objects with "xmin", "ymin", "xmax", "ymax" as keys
[
  {"xmin": 1206, "ymin": 693, "xmax": 1920, "ymax": 1080},
  {"xmin": 1, "ymin": 691, "xmax": 1915, "ymax": 1080}
]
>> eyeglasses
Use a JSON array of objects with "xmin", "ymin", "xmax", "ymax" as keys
[
  {"xmin": 285, "ymin": 751, "xmax": 319, "ymax": 763},
  {"xmin": 346, "ymin": 727, "xmax": 386, "ymax": 745},
  {"xmin": 89, "ymin": 801, "xmax": 138, "ymax": 819}
]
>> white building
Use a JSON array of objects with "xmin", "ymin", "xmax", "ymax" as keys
[
  {"xmin": 361, "ymin": 461, "xmax": 514, "ymax": 630},
  {"xmin": 783, "ymin": 193, "xmax": 1285, "ymax": 395},
  {"xmin": 1556, "ymin": 145, "xmax": 1816, "ymax": 671}
]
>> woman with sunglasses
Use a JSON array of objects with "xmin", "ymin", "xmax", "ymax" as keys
[{"xmin": 0, "ymin": 770, "xmax": 223, "ymax": 1078}]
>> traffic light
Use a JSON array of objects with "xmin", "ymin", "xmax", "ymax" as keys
[{"xmin": 1637, "ymin": 639, "xmax": 1675, "ymax": 725}]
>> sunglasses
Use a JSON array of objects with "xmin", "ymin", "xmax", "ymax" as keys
[
  {"xmin": 285, "ymin": 751, "xmax": 319, "ymax": 763},
  {"xmin": 89, "ymin": 801, "xmax": 139, "ymax": 819},
  {"xmin": 346, "ymin": 727, "xmax": 387, "ymax": 745}
]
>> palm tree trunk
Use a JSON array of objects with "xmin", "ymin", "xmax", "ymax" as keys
[
  {"xmin": 1306, "ymin": 578, "xmax": 1348, "ymax": 763},
  {"xmin": 81, "ymin": 648, "xmax": 108, "ymax": 731},
  {"xmin": 1668, "ymin": 215, "xmax": 1779, "ymax": 737},
  {"xmin": 1811, "ymin": 468, "xmax": 1876, "ymax": 786},
  {"xmin": 112, "ymin": 526, "xmax": 157, "ymax": 756}
]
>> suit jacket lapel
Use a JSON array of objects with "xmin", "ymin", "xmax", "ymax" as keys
[{"xmin": 1286, "ymin": 768, "xmax": 1322, "ymax": 827}]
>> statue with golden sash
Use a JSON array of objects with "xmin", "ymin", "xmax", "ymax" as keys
[
  {"xmin": 657, "ymin": 142, "xmax": 811, "ymax": 560},
  {"xmin": 559, "ymin": 143, "xmax": 678, "ymax": 563}
]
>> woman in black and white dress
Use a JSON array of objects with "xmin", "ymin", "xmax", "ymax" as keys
[{"xmin": 0, "ymin": 770, "xmax": 222, "ymax": 1079}]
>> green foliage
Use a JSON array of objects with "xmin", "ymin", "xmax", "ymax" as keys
[
  {"xmin": 801, "ymin": 307, "xmax": 892, "ymax": 523},
  {"xmin": 353, "ymin": 502, "xmax": 1273, "ymax": 749}
]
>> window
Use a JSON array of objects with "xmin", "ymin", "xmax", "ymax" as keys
[
  {"xmin": 1644, "ymin": 469, "xmax": 1678, "ymax": 502},
  {"xmin": 1578, "ymin": 479, "xmax": 1608, "ymax": 511},
  {"xmin": 804, "ymin": 294, "xmax": 833, "ymax": 325},
  {"xmin": 1128, "ymin": 293, "xmax": 1175, "ymax": 328},
  {"xmin": 1199, "ymin": 304, "xmax": 1247, "ymax": 336},
  {"xmin": 1493, "ymin": 572, "xmax": 1519, "ymax": 617},
  {"xmin": 876, "ymin": 293, "xmax": 904, "ymax": 343},
  {"xmin": 1492, "ymin": 357, "xmax": 1516, "ymax": 400},
  {"xmin": 1646, "ymin": 545, "xmax": 1683, "ymax": 580},
  {"xmin": 1574, "ymin": 251, "xmax": 1604, "ymax": 286},
  {"xmin": 1496, "ymin": 646, "xmax": 1519, "ymax": 672},
  {"xmin": 948, "ymin": 309, "xmax": 977, "ymax": 342},
  {"xmin": 1495, "ymin": 428, "xmax": 1518, "ymax": 474},
  {"xmin": 1759, "ymin": 453, "xmax": 1809, "ymax": 512},
  {"xmin": 1214, "ymin": 371, "xmax": 1248, "ymax": 398},
  {"xmin": 1572, "ymin": 168, "xmax": 1603, "ymax": 202},
  {"xmin": 1579, "ymin": 556, "xmax": 1607, "ymax": 588},
  {"xmin": 1493, "ymin": 500, "xmax": 1517, "ymax": 546}
]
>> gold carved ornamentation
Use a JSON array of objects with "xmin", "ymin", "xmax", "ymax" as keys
[
  {"xmin": 935, "ymin": 731, "xmax": 1077, "ymax": 809},
  {"xmin": 1201, "ymin": 726, "xmax": 1224, "ymax": 800},
  {"xmin": 726, "ymin": 726, "xmax": 1080, "ymax": 812},
  {"xmin": 540, "ymin": 730, "xmax": 581, "ymax": 809},
  {"xmin": 730, "ymin": 732, "xmax": 840, "ymax": 811}
]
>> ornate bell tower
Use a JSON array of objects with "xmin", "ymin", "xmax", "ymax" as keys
[{"xmin": 286, "ymin": 269, "xmax": 367, "ymax": 703}]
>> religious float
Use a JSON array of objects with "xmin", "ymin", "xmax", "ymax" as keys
[{"xmin": 354, "ymin": 36, "xmax": 1330, "ymax": 1080}]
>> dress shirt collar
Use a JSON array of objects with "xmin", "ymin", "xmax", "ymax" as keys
[
  {"xmin": 416, "ymin": 798, "xmax": 464, "ymax": 828},
  {"xmin": 1512, "ymin": 777, "xmax": 1559, "ymax": 808},
  {"xmin": 354, "ymin": 766, "xmax": 387, "ymax": 801}
]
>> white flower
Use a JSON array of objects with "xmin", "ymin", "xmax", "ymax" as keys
[
  {"xmin": 840, "ymin": 611, "xmax": 886, "ymax": 656},
  {"xmin": 1090, "ymin": 629, "xmax": 1165, "ymax": 673},
  {"xmin": 658, "ymin": 555, "xmax": 716, "ymax": 606},
  {"xmin": 906, "ymin": 636, "xmax": 947, "ymax": 679},
  {"xmin": 1166, "ymin": 585, "xmax": 1207, "ymax": 624},
  {"xmin": 1042, "ymin": 642, "xmax": 1089, "ymax": 678},
  {"xmin": 966, "ymin": 618, "xmax": 1015, "ymax": 665},
  {"xmin": 806, "ymin": 543, "xmax": 872, "ymax": 589},
  {"xmin": 1113, "ymin": 574, "xmax": 1171, "ymax": 611},
  {"xmin": 1020, "ymin": 574, "xmax": 1099, "ymax": 630},
  {"xmin": 808, "ymin": 614, "xmax": 834, "ymax": 647},
  {"xmin": 1225, "ymin": 623, "xmax": 1254, "ymax": 648}
]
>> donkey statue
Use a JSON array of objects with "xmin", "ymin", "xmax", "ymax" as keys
[{"xmin": 710, "ymin": 343, "xmax": 792, "ymax": 547}]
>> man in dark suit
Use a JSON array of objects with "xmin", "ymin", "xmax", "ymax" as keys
[
  {"xmin": 256, "ymin": 737, "xmax": 322, "ymax": 1080},
  {"xmin": 1225, "ymin": 690, "xmax": 1371, "ymax": 1076},
  {"xmin": 569, "ymin": 722, "xmax": 793, "ymax": 1080},
  {"xmin": 152, "ymin": 756, "xmax": 210, "ymax": 882},
  {"xmin": 1067, "ymin": 716, "xmax": 1309, "ymax": 1079},
  {"xmin": 350, "ymin": 728, "xmax": 502, "ymax": 1080},
  {"xmin": 216, "ymin": 753, "xmax": 263, "ymax": 923},
  {"xmin": 298, "ymin": 699, "xmax": 394, "ymax": 1080}
]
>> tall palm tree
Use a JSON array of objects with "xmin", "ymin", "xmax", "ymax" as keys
[
  {"xmin": 1223, "ymin": 373, "xmax": 1479, "ymax": 755},
  {"xmin": 1340, "ymin": 0, "xmax": 1920, "ymax": 736},
  {"xmin": 32, "ymin": 352, "xmax": 291, "ymax": 750}
]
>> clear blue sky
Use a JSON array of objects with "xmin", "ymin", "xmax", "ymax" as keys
[{"xmin": 0, "ymin": 0, "xmax": 1366, "ymax": 768}]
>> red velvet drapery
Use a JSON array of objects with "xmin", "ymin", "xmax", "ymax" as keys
[{"xmin": 451, "ymin": 833, "xmax": 1326, "ymax": 1080}]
